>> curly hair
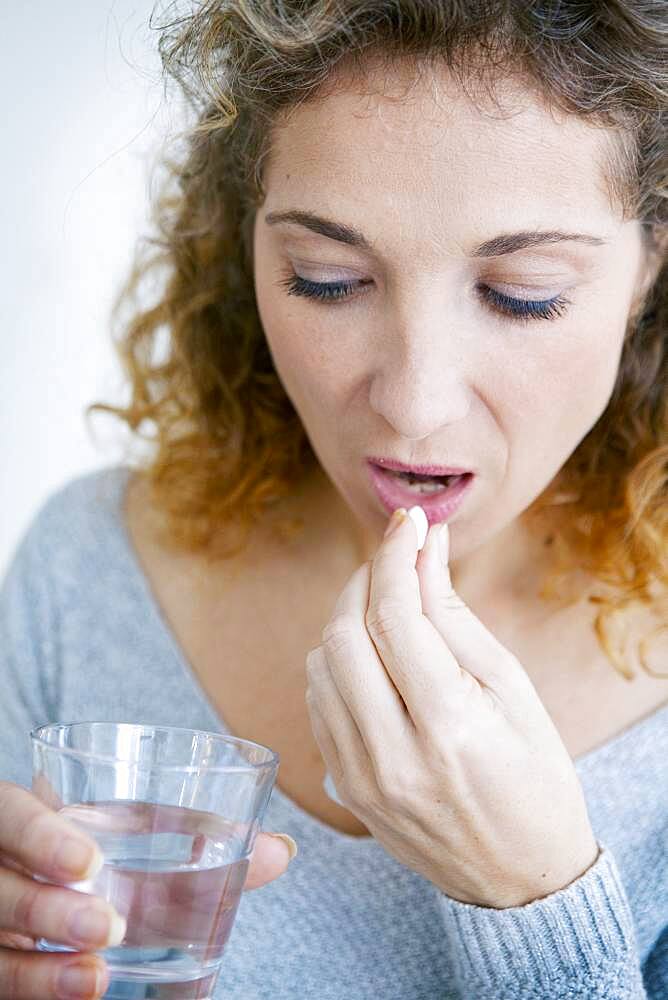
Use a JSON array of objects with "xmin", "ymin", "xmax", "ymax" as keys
[{"xmin": 89, "ymin": 0, "xmax": 668, "ymax": 681}]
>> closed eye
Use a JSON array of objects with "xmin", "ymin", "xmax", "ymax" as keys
[{"xmin": 277, "ymin": 272, "xmax": 571, "ymax": 323}]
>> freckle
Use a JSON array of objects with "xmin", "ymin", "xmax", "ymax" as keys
[{"xmin": 544, "ymin": 534, "xmax": 554, "ymax": 547}]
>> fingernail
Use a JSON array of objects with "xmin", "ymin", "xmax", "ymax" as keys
[
  {"xmin": 268, "ymin": 832, "xmax": 298, "ymax": 862},
  {"xmin": 440, "ymin": 522, "xmax": 450, "ymax": 563},
  {"xmin": 53, "ymin": 837, "xmax": 104, "ymax": 880},
  {"xmin": 68, "ymin": 903, "xmax": 126, "ymax": 948},
  {"xmin": 56, "ymin": 959, "xmax": 105, "ymax": 999},
  {"xmin": 383, "ymin": 507, "xmax": 407, "ymax": 538}
]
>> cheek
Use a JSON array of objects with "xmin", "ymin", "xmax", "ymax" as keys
[
  {"xmin": 256, "ymin": 289, "xmax": 352, "ymax": 415},
  {"xmin": 550, "ymin": 315, "xmax": 626, "ymax": 423},
  {"xmin": 499, "ymin": 317, "xmax": 625, "ymax": 471}
]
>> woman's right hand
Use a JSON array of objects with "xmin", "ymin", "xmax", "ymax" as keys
[{"xmin": 0, "ymin": 782, "xmax": 297, "ymax": 999}]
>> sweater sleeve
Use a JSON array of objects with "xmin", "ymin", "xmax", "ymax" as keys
[
  {"xmin": 0, "ymin": 503, "xmax": 61, "ymax": 790},
  {"xmin": 437, "ymin": 842, "xmax": 663, "ymax": 999}
]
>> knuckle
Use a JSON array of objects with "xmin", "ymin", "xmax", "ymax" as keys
[
  {"xmin": 345, "ymin": 777, "xmax": 373, "ymax": 813},
  {"xmin": 373, "ymin": 762, "xmax": 413, "ymax": 810},
  {"xmin": 13, "ymin": 882, "xmax": 43, "ymax": 936},
  {"xmin": 373, "ymin": 769, "xmax": 399, "ymax": 806},
  {"xmin": 2, "ymin": 948, "xmax": 27, "ymax": 999},
  {"xmin": 15, "ymin": 809, "xmax": 52, "ymax": 864},
  {"xmin": 377, "ymin": 784, "xmax": 412, "ymax": 815},
  {"xmin": 437, "ymin": 590, "xmax": 468, "ymax": 612},
  {"xmin": 321, "ymin": 614, "xmax": 357, "ymax": 654},
  {"xmin": 337, "ymin": 765, "xmax": 369, "ymax": 811},
  {"xmin": 487, "ymin": 650, "xmax": 527, "ymax": 693},
  {"xmin": 0, "ymin": 785, "xmax": 57, "ymax": 871},
  {"xmin": 365, "ymin": 599, "xmax": 405, "ymax": 640},
  {"xmin": 0, "ymin": 932, "xmax": 35, "ymax": 950}
]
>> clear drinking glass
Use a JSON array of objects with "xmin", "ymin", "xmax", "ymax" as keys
[{"xmin": 31, "ymin": 722, "xmax": 280, "ymax": 1000}]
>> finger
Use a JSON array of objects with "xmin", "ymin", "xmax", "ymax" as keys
[
  {"xmin": 418, "ymin": 523, "xmax": 525, "ymax": 691},
  {"xmin": 306, "ymin": 645, "xmax": 371, "ymax": 792},
  {"xmin": 0, "ymin": 933, "xmax": 34, "ymax": 950},
  {"xmin": 0, "ymin": 947, "xmax": 108, "ymax": 1000},
  {"xmin": 0, "ymin": 867, "xmax": 125, "ymax": 952},
  {"xmin": 365, "ymin": 510, "xmax": 463, "ymax": 724},
  {"xmin": 243, "ymin": 832, "xmax": 297, "ymax": 891},
  {"xmin": 0, "ymin": 784, "xmax": 103, "ymax": 884},
  {"xmin": 0, "ymin": 853, "xmax": 32, "ymax": 879},
  {"xmin": 304, "ymin": 664, "xmax": 345, "ymax": 785},
  {"xmin": 323, "ymin": 562, "xmax": 413, "ymax": 761}
]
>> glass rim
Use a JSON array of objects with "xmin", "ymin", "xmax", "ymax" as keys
[{"xmin": 30, "ymin": 721, "xmax": 280, "ymax": 774}]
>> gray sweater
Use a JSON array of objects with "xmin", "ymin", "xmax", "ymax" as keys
[{"xmin": 1, "ymin": 467, "xmax": 666, "ymax": 999}]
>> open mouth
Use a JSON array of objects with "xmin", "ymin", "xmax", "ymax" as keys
[
  {"xmin": 379, "ymin": 468, "xmax": 466, "ymax": 494},
  {"xmin": 367, "ymin": 462, "xmax": 475, "ymax": 520}
]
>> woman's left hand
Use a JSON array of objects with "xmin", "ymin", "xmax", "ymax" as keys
[{"xmin": 304, "ymin": 508, "xmax": 599, "ymax": 909}]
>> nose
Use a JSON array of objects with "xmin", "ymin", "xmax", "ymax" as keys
[{"xmin": 368, "ymin": 306, "xmax": 473, "ymax": 440}]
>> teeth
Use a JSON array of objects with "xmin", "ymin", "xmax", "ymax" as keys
[{"xmin": 386, "ymin": 469, "xmax": 456, "ymax": 494}]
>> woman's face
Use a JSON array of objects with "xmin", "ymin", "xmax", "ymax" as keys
[{"xmin": 252, "ymin": 63, "xmax": 648, "ymax": 563}]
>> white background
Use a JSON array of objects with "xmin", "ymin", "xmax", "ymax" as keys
[{"xmin": 0, "ymin": 2, "xmax": 184, "ymax": 576}]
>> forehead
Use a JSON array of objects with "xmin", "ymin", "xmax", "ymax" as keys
[{"xmin": 262, "ymin": 63, "xmax": 621, "ymax": 253}]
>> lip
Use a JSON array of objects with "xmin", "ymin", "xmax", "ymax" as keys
[
  {"xmin": 366, "ymin": 456, "xmax": 472, "ymax": 476},
  {"xmin": 367, "ymin": 462, "xmax": 475, "ymax": 524}
]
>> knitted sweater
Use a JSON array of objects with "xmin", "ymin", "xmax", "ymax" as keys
[{"xmin": 1, "ymin": 467, "xmax": 666, "ymax": 999}]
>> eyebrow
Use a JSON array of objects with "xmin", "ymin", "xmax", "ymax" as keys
[{"xmin": 264, "ymin": 209, "xmax": 607, "ymax": 257}]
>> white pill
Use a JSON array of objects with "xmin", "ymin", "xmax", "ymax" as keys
[{"xmin": 407, "ymin": 505, "xmax": 428, "ymax": 550}]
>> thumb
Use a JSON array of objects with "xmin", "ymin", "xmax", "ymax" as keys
[{"xmin": 243, "ymin": 832, "xmax": 298, "ymax": 891}]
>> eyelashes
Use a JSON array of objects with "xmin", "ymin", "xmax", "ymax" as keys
[
  {"xmin": 277, "ymin": 272, "xmax": 572, "ymax": 323},
  {"xmin": 477, "ymin": 285, "xmax": 571, "ymax": 322}
]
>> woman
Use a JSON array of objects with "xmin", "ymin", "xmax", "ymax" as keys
[{"xmin": 1, "ymin": 2, "xmax": 666, "ymax": 998}]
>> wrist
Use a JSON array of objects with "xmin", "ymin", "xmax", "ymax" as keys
[{"xmin": 452, "ymin": 836, "xmax": 601, "ymax": 910}]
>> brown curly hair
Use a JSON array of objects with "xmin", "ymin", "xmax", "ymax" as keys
[{"xmin": 89, "ymin": 0, "xmax": 668, "ymax": 681}]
